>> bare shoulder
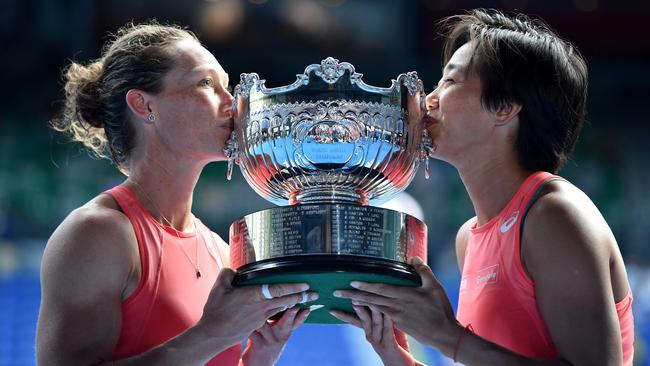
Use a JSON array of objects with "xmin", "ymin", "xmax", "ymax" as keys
[
  {"xmin": 41, "ymin": 193, "xmax": 138, "ymax": 299},
  {"xmin": 525, "ymin": 180, "xmax": 613, "ymax": 254},
  {"xmin": 455, "ymin": 216, "xmax": 476, "ymax": 271},
  {"xmin": 521, "ymin": 179, "xmax": 617, "ymax": 281}
]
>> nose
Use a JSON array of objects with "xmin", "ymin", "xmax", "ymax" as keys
[
  {"xmin": 225, "ymin": 88, "xmax": 235, "ymax": 103},
  {"xmin": 425, "ymin": 89, "xmax": 439, "ymax": 111},
  {"xmin": 221, "ymin": 89, "xmax": 235, "ymax": 108}
]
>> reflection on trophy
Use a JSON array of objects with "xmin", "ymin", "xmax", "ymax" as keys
[{"xmin": 223, "ymin": 57, "xmax": 434, "ymax": 323}]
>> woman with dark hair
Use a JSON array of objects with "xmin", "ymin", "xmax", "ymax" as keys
[
  {"xmin": 333, "ymin": 9, "xmax": 634, "ymax": 366},
  {"xmin": 37, "ymin": 22, "xmax": 318, "ymax": 365}
]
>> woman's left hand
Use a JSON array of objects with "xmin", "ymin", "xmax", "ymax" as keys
[
  {"xmin": 332, "ymin": 256, "xmax": 458, "ymax": 349},
  {"xmin": 241, "ymin": 305, "xmax": 310, "ymax": 366},
  {"xmin": 331, "ymin": 305, "xmax": 420, "ymax": 366}
]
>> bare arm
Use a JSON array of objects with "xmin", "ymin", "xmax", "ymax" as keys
[
  {"xmin": 37, "ymin": 203, "xmax": 137, "ymax": 365},
  {"xmin": 519, "ymin": 182, "xmax": 625, "ymax": 365}
]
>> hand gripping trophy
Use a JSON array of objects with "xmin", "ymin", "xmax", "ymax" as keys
[{"xmin": 223, "ymin": 57, "xmax": 434, "ymax": 323}]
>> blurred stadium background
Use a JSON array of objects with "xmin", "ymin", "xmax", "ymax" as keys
[{"xmin": 1, "ymin": 0, "xmax": 649, "ymax": 365}]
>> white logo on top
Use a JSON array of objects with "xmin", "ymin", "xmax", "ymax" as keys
[
  {"xmin": 476, "ymin": 264, "xmax": 499, "ymax": 286},
  {"xmin": 500, "ymin": 210, "xmax": 520, "ymax": 233}
]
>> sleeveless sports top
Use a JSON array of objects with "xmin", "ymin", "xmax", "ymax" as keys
[
  {"xmin": 456, "ymin": 171, "xmax": 634, "ymax": 364},
  {"xmin": 105, "ymin": 185, "xmax": 241, "ymax": 365}
]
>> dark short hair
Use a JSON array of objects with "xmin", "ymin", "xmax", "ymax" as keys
[
  {"xmin": 53, "ymin": 21, "xmax": 197, "ymax": 174},
  {"xmin": 439, "ymin": 9, "xmax": 588, "ymax": 173}
]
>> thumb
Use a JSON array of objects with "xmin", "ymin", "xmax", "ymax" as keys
[
  {"xmin": 408, "ymin": 256, "xmax": 436, "ymax": 288},
  {"xmin": 204, "ymin": 268, "xmax": 236, "ymax": 311},
  {"xmin": 216, "ymin": 267, "xmax": 236, "ymax": 289}
]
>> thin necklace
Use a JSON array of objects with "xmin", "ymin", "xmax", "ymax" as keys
[{"xmin": 129, "ymin": 179, "xmax": 202, "ymax": 279}]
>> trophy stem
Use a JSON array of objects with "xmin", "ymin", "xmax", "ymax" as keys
[{"xmin": 291, "ymin": 186, "xmax": 368, "ymax": 205}]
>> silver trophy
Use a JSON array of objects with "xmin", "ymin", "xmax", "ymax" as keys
[{"xmin": 223, "ymin": 57, "xmax": 434, "ymax": 323}]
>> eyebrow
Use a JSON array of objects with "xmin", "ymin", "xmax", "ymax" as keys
[
  {"xmin": 443, "ymin": 63, "xmax": 464, "ymax": 73},
  {"xmin": 190, "ymin": 66, "xmax": 214, "ymax": 75},
  {"xmin": 186, "ymin": 67, "xmax": 229, "ymax": 85}
]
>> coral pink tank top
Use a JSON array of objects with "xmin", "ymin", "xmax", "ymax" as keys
[
  {"xmin": 105, "ymin": 186, "xmax": 241, "ymax": 364},
  {"xmin": 456, "ymin": 172, "xmax": 634, "ymax": 364}
]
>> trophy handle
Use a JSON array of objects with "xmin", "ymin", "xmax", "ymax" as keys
[
  {"xmin": 419, "ymin": 129, "xmax": 436, "ymax": 179},
  {"xmin": 399, "ymin": 71, "xmax": 424, "ymax": 97},
  {"xmin": 223, "ymin": 131, "xmax": 240, "ymax": 181},
  {"xmin": 398, "ymin": 71, "xmax": 435, "ymax": 180}
]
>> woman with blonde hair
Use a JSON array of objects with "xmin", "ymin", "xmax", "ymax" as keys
[{"xmin": 37, "ymin": 22, "xmax": 317, "ymax": 366}]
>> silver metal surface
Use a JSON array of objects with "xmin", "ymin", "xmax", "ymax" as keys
[
  {"xmin": 224, "ymin": 57, "xmax": 434, "ymax": 206},
  {"xmin": 229, "ymin": 204, "xmax": 427, "ymax": 269},
  {"xmin": 224, "ymin": 58, "xmax": 433, "ymax": 275}
]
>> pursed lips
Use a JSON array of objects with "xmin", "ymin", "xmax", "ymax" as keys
[{"xmin": 422, "ymin": 115, "xmax": 439, "ymax": 128}]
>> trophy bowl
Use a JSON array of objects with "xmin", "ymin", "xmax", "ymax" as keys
[{"xmin": 224, "ymin": 57, "xmax": 433, "ymax": 323}]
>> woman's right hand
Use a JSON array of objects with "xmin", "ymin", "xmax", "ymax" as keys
[{"xmin": 198, "ymin": 268, "xmax": 318, "ymax": 345}]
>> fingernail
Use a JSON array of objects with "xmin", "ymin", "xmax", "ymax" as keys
[
  {"xmin": 298, "ymin": 283, "xmax": 309, "ymax": 291},
  {"xmin": 350, "ymin": 281, "xmax": 361, "ymax": 289},
  {"xmin": 352, "ymin": 300, "xmax": 361, "ymax": 305},
  {"xmin": 333, "ymin": 290, "xmax": 342, "ymax": 297},
  {"xmin": 309, "ymin": 304, "xmax": 325, "ymax": 311},
  {"xmin": 309, "ymin": 292, "xmax": 319, "ymax": 301}
]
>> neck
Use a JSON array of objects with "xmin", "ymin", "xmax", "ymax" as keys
[
  {"xmin": 125, "ymin": 151, "xmax": 205, "ymax": 232},
  {"xmin": 457, "ymin": 155, "xmax": 531, "ymax": 226}
]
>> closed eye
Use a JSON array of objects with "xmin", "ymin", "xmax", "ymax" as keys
[{"xmin": 434, "ymin": 78, "xmax": 455, "ymax": 90}]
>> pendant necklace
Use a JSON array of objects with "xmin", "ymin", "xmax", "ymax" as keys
[{"xmin": 130, "ymin": 180, "xmax": 202, "ymax": 279}]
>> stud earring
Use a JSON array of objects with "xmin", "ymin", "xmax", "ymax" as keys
[{"xmin": 147, "ymin": 113, "xmax": 156, "ymax": 123}]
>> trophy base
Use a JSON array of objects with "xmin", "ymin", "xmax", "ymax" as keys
[{"xmin": 232, "ymin": 254, "xmax": 421, "ymax": 324}]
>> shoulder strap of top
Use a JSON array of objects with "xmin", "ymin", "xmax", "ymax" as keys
[
  {"xmin": 518, "ymin": 173, "xmax": 567, "ymax": 244},
  {"xmin": 102, "ymin": 185, "xmax": 140, "ymax": 217}
]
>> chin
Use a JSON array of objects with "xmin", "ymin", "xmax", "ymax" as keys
[
  {"xmin": 214, "ymin": 130, "xmax": 231, "ymax": 145},
  {"xmin": 204, "ymin": 151, "xmax": 228, "ymax": 164}
]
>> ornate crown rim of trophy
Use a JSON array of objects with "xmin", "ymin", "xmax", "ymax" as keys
[{"xmin": 223, "ymin": 57, "xmax": 434, "ymax": 323}]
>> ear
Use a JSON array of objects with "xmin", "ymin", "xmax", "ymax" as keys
[
  {"xmin": 125, "ymin": 89, "xmax": 153, "ymax": 122},
  {"xmin": 494, "ymin": 102, "xmax": 522, "ymax": 127}
]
